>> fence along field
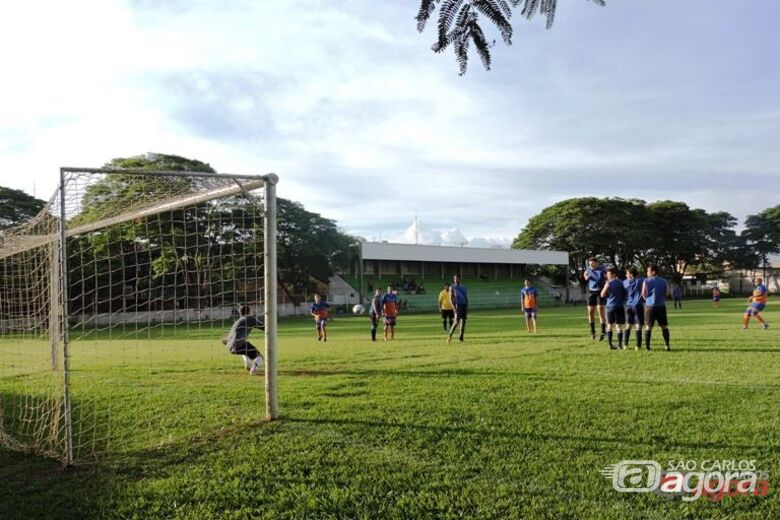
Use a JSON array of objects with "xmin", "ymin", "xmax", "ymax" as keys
[{"xmin": 0, "ymin": 168, "xmax": 279, "ymax": 464}]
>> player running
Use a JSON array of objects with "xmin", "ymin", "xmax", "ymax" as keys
[
  {"xmin": 381, "ymin": 285, "xmax": 399, "ymax": 340},
  {"xmin": 448, "ymin": 274, "xmax": 469, "ymax": 344},
  {"xmin": 438, "ymin": 283, "xmax": 455, "ymax": 332},
  {"xmin": 641, "ymin": 265, "xmax": 672, "ymax": 351},
  {"xmin": 310, "ymin": 293, "xmax": 330, "ymax": 342},
  {"xmin": 520, "ymin": 279, "xmax": 539, "ymax": 334},
  {"xmin": 600, "ymin": 267, "xmax": 627, "ymax": 350},
  {"xmin": 711, "ymin": 286, "xmax": 721, "ymax": 308},
  {"xmin": 584, "ymin": 257, "xmax": 607, "ymax": 341},
  {"xmin": 222, "ymin": 305, "xmax": 265, "ymax": 375},
  {"xmin": 743, "ymin": 277, "xmax": 770, "ymax": 330},
  {"xmin": 369, "ymin": 287, "xmax": 383, "ymax": 341},
  {"xmin": 623, "ymin": 267, "xmax": 645, "ymax": 349}
]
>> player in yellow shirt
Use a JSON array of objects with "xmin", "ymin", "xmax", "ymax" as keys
[{"xmin": 438, "ymin": 282, "xmax": 455, "ymax": 332}]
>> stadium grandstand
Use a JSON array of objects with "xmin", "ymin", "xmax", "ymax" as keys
[{"xmin": 334, "ymin": 241, "xmax": 569, "ymax": 312}]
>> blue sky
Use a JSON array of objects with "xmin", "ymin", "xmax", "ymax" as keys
[{"xmin": 1, "ymin": 0, "xmax": 778, "ymax": 244}]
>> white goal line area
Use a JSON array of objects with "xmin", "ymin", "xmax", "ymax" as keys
[{"xmin": 0, "ymin": 167, "xmax": 280, "ymax": 464}]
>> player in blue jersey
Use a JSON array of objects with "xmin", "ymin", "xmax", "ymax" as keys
[
  {"xmin": 623, "ymin": 267, "xmax": 645, "ymax": 350},
  {"xmin": 672, "ymin": 285, "xmax": 683, "ymax": 309},
  {"xmin": 369, "ymin": 287, "xmax": 383, "ymax": 341},
  {"xmin": 448, "ymin": 274, "xmax": 469, "ymax": 344},
  {"xmin": 520, "ymin": 279, "xmax": 539, "ymax": 334},
  {"xmin": 641, "ymin": 265, "xmax": 671, "ymax": 351},
  {"xmin": 310, "ymin": 294, "xmax": 331, "ymax": 342},
  {"xmin": 743, "ymin": 277, "xmax": 769, "ymax": 330},
  {"xmin": 583, "ymin": 257, "xmax": 607, "ymax": 341},
  {"xmin": 600, "ymin": 267, "xmax": 627, "ymax": 350}
]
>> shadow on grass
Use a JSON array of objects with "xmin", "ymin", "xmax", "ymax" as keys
[
  {"xmin": 284, "ymin": 416, "xmax": 780, "ymax": 454},
  {"xmin": 0, "ymin": 415, "xmax": 284, "ymax": 520},
  {"xmin": 278, "ymin": 368, "xmax": 780, "ymax": 388},
  {"xmin": 0, "ymin": 449, "xmax": 111, "ymax": 520}
]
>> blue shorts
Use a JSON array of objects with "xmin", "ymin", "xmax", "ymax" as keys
[
  {"xmin": 523, "ymin": 307, "xmax": 537, "ymax": 319},
  {"xmin": 712, "ymin": 297, "xmax": 720, "ymax": 302},
  {"xmin": 383, "ymin": 316, "xmax": 397, "ymax": 326},
  {"xmin": 746, "ymin": 303, "xmax": 766, "ymax": 315},
  {"xmin": 315, "ymin": 319, "xmax": 329, "ymax": 329}
]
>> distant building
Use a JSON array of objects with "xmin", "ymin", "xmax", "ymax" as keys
[{"xmin": 337, "ymin": 241, "xmax": 568, "ymax": 309}]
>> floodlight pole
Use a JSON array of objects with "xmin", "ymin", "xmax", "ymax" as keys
[
  {"xmin": 58, "ymin": 168, "xmax": 74, "ymax": 465},
  {"xmin": 264, "ymin": 174, "xmax": 279, "ymax": 420}
]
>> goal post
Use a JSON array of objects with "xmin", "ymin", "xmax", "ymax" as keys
[{"xmin": 0, "ymin": 167, "xmax": 280, "ymax": 464}]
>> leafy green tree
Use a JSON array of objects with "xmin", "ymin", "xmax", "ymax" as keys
[
  {"xmin": 106, "ymin": 153, "xmax": 215, "ymax": 173},
  {"xmin": 643, "ymin": 203, "xmax": 740, "ymax": 283},
  {"xmin": 0, "ymin": 186, "xmax": 46, "ymax": 229},
  {"xmin": 416, "ymin": 0, "xmax": 605, "ymax": 74},
  {"xmin": 67, "ymin": 153, "xmax": 354, "ymax": 312},
  {"xmin": 513, "ymin": 197, "xmax": 651, "ymax": 288},
  {"xmin": 743, "ymin": 205, "xmax": 780, "ymax": 276},
  {"xmin": 277, "ymin": 200, "xmax": 354, "ymax": 295},
  {"xmin": 514, "ymin": 197, "xmax": 739, "ymax": 287}
]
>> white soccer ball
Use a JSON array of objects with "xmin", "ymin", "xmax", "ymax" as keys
[{"xmin": 352, "ymin": 304, "xmax": 366, "ymax": 315}]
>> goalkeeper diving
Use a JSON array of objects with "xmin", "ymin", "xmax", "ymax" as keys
[{"xmin": 222, "ymin": 305, "xmax": 265, "ymax": 375}]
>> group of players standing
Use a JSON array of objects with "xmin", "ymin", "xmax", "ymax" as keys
[
  {"xmin": 308, "ymin": 274, "xmax": 470, "ymax": 343},
  {"xmin": 305, "ymin": 258, "xmax": 770, "ymax": 351},
  {"xmin": 584, "ymin": 258, "xmax": 672, "ymax": 351},
  {"xmin": 583, "ymin": 257, "xmax": 770, "ymax": 351},
  {"xmin": 219, "ymin": 262, "xmax": 770, "ymax": 376}
]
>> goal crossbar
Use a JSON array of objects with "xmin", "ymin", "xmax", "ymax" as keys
[{"xmin": 0, "ymin": 176, "xmax": 265, "ymax": 259}]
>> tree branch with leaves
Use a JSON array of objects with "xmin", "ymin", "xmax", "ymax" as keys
[{"xmin": 416, "ymin": 0, "xmax": 605, "ymax": 74}]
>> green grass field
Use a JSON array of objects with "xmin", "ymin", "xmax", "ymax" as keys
[{"xmin": 2, "ymin": 299, "xmax": 779, "ymax": 519}]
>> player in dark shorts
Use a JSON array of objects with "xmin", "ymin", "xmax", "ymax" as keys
[
  {"xmin": 600, "ymin": 267, "xmax": 627, "ymax": 350},
  {"xmin": 623, "ymin": 267, "xmax": 645, "ymax": 350},
  {"xmin": 438, "ymin": 283, "xmax": 455, "ymax": 332},
  {"xmin": 641, "ymin": 265, "xmax": 671, "ymax": 351},
  {"xmin": 222, "ymin": 305, "xmax": 265, "ymax": 375},
  {"xmin": 672, "ymin": 285, "xmax": 683, "ymax": 309},
  {"xmin": 520, "ymin": 279, "xmax": 539, "ymax": 334},
  {"xmin": 369, "ymin": 287, "xmax": 383, "ymax": 341},
  {"xmin": 584, "ymin": 257, "xmax": 607, "ymax": 341},
  {"xmin": 448, "ymin": 274, "xmax": 469, "ymax": 344}
]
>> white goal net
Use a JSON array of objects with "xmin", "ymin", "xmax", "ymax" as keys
[{"xmin": 0, "ymin": 168, "xmax": 278, "ymax": 464}]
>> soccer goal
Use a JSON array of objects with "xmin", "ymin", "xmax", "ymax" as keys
[{"xmin": 0, "ymin": 168, "xmax": 279, "ymax": 464}]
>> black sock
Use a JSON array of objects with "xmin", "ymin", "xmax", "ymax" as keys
[
  {"xmin": 662, "ymin": 328, "xmax": 670, "ymax": 347},
  {"xmin": 601, "ymin": 322, "xmax": 606, "ymax": 335},
  {"xmin": 645, "ymin": 330, "xmax": 652, "ymax": 349},
  {"xmin": 443, "ymin": 320, "xmax": 447, "ymax": 331},
  {"xmin": 625, "ymin": 329, "xmax": 631, "ymax": 345},
  {"xmin": 617, "ymin": 332, "xmax": 623, "ymax": 347},
  {"xmin": 607, "ymin": 330, "xmax": 613, "ymax": 345},
  {"xmin": 590, "ymin": 322, "xmax": 596, "ymax": 335},
  {"xmin": 636, "ymin": 329, "xmax": 643, "ymax": 347},
  {"xmin": 371, "ymin": 328, "xmax": 376, "ymax": 341}
]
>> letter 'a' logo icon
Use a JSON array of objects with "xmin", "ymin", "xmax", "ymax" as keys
[{"xmin": 600, "ymin": 460, "xmax": 662, "ymax": 492}]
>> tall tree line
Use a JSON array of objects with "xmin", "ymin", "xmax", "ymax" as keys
[{"xmin": 513, "ymin": 197, "xmax": 779, "ymax": 287}]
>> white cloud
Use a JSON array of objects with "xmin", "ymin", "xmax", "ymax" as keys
[{"xmin": 1, "ymin": 0, "xmax": 779, "ymax": 241}]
